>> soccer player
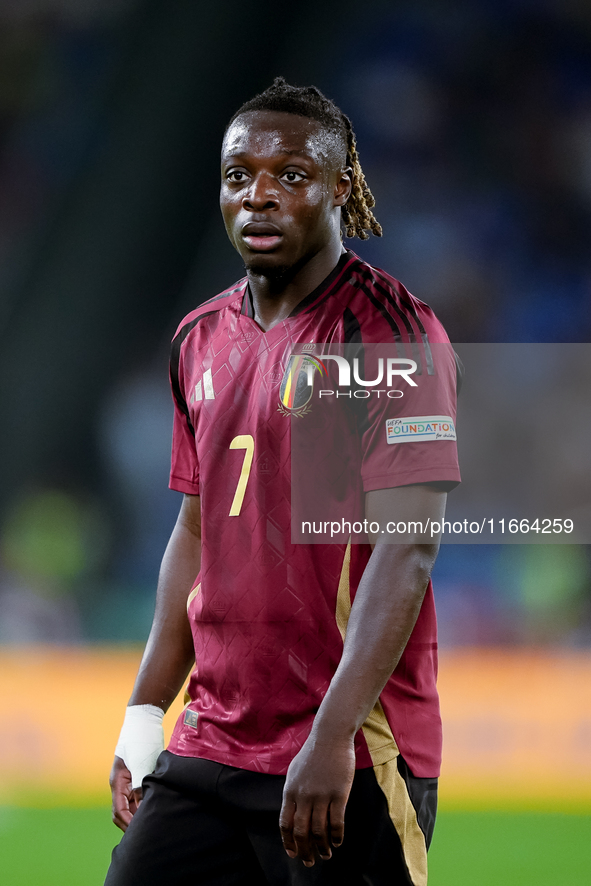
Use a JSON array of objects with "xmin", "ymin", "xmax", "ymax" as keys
[{"xmin": 105, "ymin": 78, "xmax": 460, "ymax": 886}]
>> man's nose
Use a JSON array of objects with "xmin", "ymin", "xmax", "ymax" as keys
[{"xmin": 242, "ymin": 173, "xmax": 279, "ymax": 211}]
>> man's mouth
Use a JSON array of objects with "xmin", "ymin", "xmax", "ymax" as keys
[{"xmin": 241, "ymin": 223, "xmax": 283, "ymax": 252}]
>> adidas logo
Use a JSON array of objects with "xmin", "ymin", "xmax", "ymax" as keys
[{"xmin": 190, "ymin": 368, "xmax": 215, "ymax": 403}]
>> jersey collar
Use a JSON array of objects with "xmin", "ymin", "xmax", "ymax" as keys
[{"xmin": 240, "ymin": 250, "xmax": 356, "ymax": 321}]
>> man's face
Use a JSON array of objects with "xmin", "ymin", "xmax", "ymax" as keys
[{"xmin": 220, "ymin": 111, "xmax": 350, "ymax": 277}]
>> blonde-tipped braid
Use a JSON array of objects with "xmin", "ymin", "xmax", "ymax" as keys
[{"xmin": 341, "ymin": 116, "xmax": 383, "ymax": 240}]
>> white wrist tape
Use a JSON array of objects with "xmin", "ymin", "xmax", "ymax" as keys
[{"xmin": 115, "ymin": 704, "xmax": 165, "ymax": 790}]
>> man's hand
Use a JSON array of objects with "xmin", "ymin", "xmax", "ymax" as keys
[
  {"xmin": 107, "ymin": 495, "xmax": 201, "ymax": 831},
  {"xmin": 279, "ymin": 487, "xmax": 446, "ymax": 867},
  {"xmin": 110, "ymin": 756, "xmax": 143, "ymax": 832},
  {"xmin": 279, "ymin": 736, "xmax": 356, "ymax": 867}
]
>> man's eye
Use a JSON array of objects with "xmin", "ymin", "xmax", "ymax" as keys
[
  {"xmin": 227, "ymin": 170, "xmax": 247, "ymax": 182},
  {"xmin": 282, "ymin": 171, "xmax": 305, "ymax": 183}
]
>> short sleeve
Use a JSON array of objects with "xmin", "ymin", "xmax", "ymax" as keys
[{"xmin": 360, "ymin": 342, "xmax": 461, "ymax": 492}]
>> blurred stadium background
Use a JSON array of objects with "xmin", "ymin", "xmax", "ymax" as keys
[{"xmin": 0, "ymin": 0, "xmax": 590, "ymax": 883}]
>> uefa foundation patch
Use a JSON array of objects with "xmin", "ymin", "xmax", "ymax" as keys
[{"xmin": 386, "ymin": 415, "xmax": 456, "ymax": 444}]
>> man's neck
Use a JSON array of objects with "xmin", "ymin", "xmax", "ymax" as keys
[{"xmin": 247, "ymin": 241, "xmax": 346, "ymax": 332}]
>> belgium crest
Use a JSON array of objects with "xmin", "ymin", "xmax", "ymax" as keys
[{"xmin": 278, "ymin": 355, "xmax": 326, "ymax": 417}]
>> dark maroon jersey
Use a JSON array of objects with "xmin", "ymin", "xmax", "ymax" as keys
[{"xmin": 167, "ymin": 250, "xmax": 460, "ymax": 777}]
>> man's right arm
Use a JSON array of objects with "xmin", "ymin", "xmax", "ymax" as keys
[{"xmin": 110, "ymin": 493, "xmax": 201, "ymax": 831}]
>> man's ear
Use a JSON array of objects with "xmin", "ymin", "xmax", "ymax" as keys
[{"xmin": 334, "ymin": 167, "xmax": 352, "ymax": 206}]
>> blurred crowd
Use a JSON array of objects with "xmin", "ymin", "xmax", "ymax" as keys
[
  {"xmin": 0, "ymin": 0, "xmax": 590, "ymax": 646},
  {"xmin": 331, "ymin": 1, "xmax": 591, "ymax": 344}
]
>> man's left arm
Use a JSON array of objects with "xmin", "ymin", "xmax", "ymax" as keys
[{"xmin": 279, "ymin": 483, "xmax": 447, "ymax": 867}]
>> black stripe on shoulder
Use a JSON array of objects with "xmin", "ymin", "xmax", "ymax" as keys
[
  {"xmin": 454, "ymin": 350, "xmax": 464, "ymax": 395},
  {"xmin": 352, "ymin": 276, "xmax": 429, "ymax": 375},
  {"xmin": 374, "ymin": 280, "xmax": 433, "ymax": 375},
  {"xmin": 350, "ymin": 276, "xmax": 407, "ymax": 352},
  {"xmin": 372, "ymin": 266, "xmax": 429, "ymax": 334},
  {"xmin": 343, "ymin": 306, "xmax": 362, "ymax": 343},
  {"xmin": 291, "ymin": 251, "xmax": 356, "ymax": 316},
  {"xmin": 302, "ymin": 252, "xmax": 362, "ymax": 315},
  {"xmin": 420, "ymin": 331, "xmax": 434, "ymax": 376},
  {"xmin": 373, "ymin": 268, "xmax": 435, "ymax": 375},
  {"xmin": 343, "ymin": 307, "xmax": 371, "ymax": 436},
  {"xmin": 170, "ymin": 311, "xmax": 217, "ymax": 436},
  {"xmin": 370, "ymin": 267, "xmax": 436, "ymax": 375},
  {"xmin": 374, "ymin": 280, "xmax": 415, "ymax": 336},
  {"xmin": 242, "ymin": 285, "xmax": 255, "ymax": 318}
]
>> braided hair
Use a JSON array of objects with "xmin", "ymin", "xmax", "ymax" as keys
[{"xmin": 227, "ymin": 77, "xmax": 382, "ymax": 241}]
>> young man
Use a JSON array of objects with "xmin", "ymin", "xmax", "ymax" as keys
[{"xmin": 105, "ymin": 78, "xmax": 460, "ymax": 886}]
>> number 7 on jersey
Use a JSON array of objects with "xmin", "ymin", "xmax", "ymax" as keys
[{"xmin": 228, "ymin": 435, "xmax": 254, "ymax": 516}]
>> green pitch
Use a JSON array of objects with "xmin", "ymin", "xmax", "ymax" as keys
[
  {"xmin": 429, "ymin": 811, "xmax": 591, "ymax": 885},
  {"xmin": 0, "ymin": 806, "xmax": 589, "ymax": 884}
]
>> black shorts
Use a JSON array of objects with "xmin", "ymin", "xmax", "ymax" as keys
[{"xmin": 104, "ymin": 751, "xmax": 437, "ymax": 886}]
